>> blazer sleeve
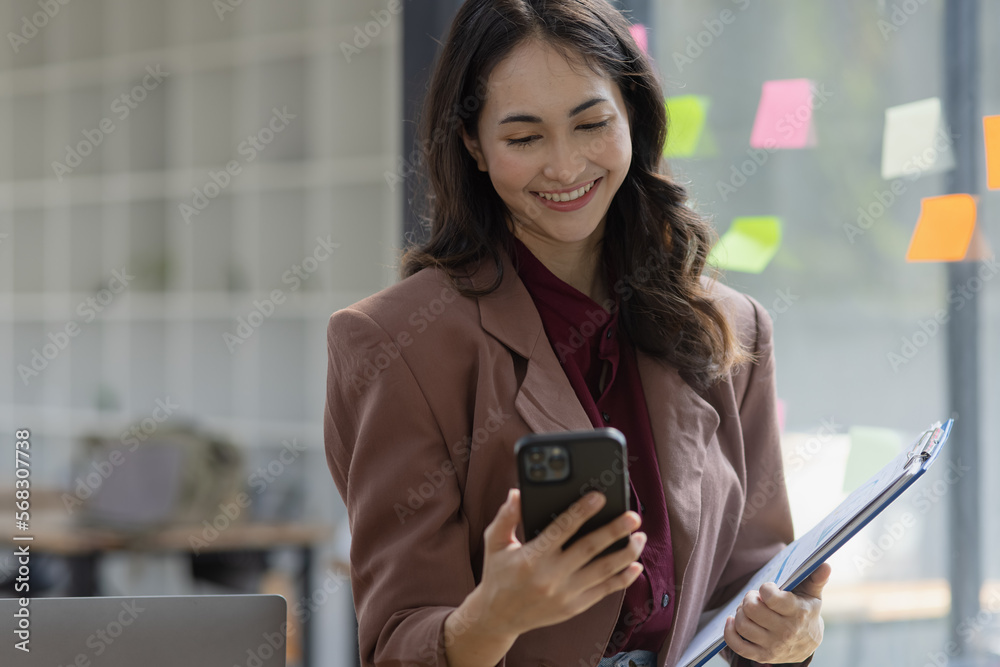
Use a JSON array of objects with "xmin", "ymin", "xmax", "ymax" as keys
[
  {"xmin": 709, "ymin": 296, "xmax": 814, "ymax": 667},
  {"xmin": 323, "ymin": 307, "xmax": 490, "ymax": 667}
]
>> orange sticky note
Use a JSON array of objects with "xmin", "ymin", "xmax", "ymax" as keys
[
  {"xmin": 905, "ymin": 194, "xmax": 977, "ymax": 262},
  {"xmin": 985, "ymin": 115, "xmax": 1000, "ymax": 190}
]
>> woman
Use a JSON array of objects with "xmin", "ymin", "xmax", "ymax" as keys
[{"xmin": 323, "ymin": 1, "xmax": 829, "ymax": 665}]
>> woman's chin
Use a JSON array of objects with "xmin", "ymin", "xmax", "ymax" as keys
[{"xmin": 512, "ymin": 216, "xmax": 605, "ymax": 246}]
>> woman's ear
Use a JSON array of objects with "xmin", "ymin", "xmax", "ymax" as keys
[{"xmin": 461, "ymin": 126, "xmax": 489, "ymax": 172}]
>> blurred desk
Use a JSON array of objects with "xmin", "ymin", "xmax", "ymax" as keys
[{"xmin": 25, "ymin": 510, "xmax": 330, "ymax": 667}]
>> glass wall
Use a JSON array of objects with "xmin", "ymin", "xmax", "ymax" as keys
[{"xmin": 650, "ymin": 1, "xmax": 998, "ymax": 664}]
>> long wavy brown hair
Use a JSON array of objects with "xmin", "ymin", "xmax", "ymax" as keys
[{"xmin": 400, "ymin": 0, "xmax": 752, "ymax": 391}]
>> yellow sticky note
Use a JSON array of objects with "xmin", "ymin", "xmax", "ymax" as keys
[
  {"xmin": 905, "ymin": 194, "xmax": 977, "ymax": 262},
  {"xmin": 985, "ymin": 115, "xmax": 1000, "ymax": 190},
  {"xmin": 664, "ymin": 95, "xmax": 709, "ymax": 158},
  {"xmin": 708, "ymin": 217, "xmax": 782, "ymax": 273},
  {"xmin": 843, "ymin": 426, "xmax": 903, "ymax": 493}
]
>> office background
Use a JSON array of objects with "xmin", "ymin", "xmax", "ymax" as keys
[{"xmin": 0, "ymin": 0, "xmax": 997, "ymax": 666}]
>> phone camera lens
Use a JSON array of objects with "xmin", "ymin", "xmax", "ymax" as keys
[
  {"xmin": 548, "ymin": 453, "xmax": 567, "ymax": 471},
  {"xmin": 528, "ymin": 463, "xmax": 547, "ymax": 480},
  {"xmin": 528, "ymin": 448, "xmax": 545, "ymax": 463}
]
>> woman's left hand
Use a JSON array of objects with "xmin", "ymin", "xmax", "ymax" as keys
[{"xmin": 723, "ymin": 562, "xmax": 832, "ymax": 665}]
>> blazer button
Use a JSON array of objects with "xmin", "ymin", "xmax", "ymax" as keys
[
  {"xmin": 661, "ymin": 593, "xmax": 670, "ymax": 607},
  {"xmin": 601, "ymin": 411, "xmax": 611, "ymax": 423}
]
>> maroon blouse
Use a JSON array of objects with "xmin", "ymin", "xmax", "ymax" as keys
[{"xmin": 510, "ymin": 236, "xmax": 677, "ymax": 655}]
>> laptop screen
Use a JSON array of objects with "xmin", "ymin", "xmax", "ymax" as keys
[{"xmin": 0, "ymin": 594, "xmax": 286, "ymax": 667}]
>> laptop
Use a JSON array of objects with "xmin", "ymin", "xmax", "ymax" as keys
[{"xmin": 0, "ymin": 594, "xmax": 286, "ymax": 666}]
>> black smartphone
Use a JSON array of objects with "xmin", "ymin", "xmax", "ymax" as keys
[{"xmin": 514, "ymin": 427, "xmax": 631, "ymax": 563}]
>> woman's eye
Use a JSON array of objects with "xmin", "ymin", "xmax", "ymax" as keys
[
  {"xmin": 505, "ymin": 121, "xmax": 608, "ymax": 148},
  {"xmin": 506, "ymin": 136, "xmax": 538, "ymax": 147}
]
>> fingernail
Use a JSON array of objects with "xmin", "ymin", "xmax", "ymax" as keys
[{"xmin": 589, "ymin": 492, "xmax": 604, "ymax": 505}]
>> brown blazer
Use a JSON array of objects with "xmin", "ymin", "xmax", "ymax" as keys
[{"xmin": 324, "ymin": 246, "xmax": 800, "ymax": 667}]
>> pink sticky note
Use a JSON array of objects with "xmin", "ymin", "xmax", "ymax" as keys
[
  {"xmin": 749, "ymin": 79, "xmax": 815, "ymax": 149},
  {"xmin": 630, "ymin": 23, "xmax": 649, "ymax": 56},
  {"xmin": 776, "ymin": 397, "xmax": 786, "ymax": 433}
]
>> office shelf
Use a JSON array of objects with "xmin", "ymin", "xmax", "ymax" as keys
[{"xmin": 0, "ymin": 0, "xmax": 401, "ymax": 478}]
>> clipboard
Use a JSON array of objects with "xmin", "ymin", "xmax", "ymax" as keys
[{"xmin": 678, "ymin": 419, "xmax": 954, "ymax": 667}]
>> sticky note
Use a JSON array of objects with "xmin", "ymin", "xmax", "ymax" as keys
[
  {"xmin": 843, "ymin": 426, "xmax": 903, "ymax": 493},
  {"xmin": 905, "ymin": 194, "xmax": 977, "ymax": 262},
  {"xmin": 881, "ymin": 98, "xmax": 955, "ymax": 180},
  {"xmin": 985, "ymin": 115, "xmax": 1000, "ymax": 190},
  {"xmin": 749, "ymin": 79, "xmax": 815, "ymax": 149},
  {"xmin": 664, "ymin": 95, "xmax": 710, "ymax": 158},
  {"xmin": 630, "ymin": 23, "xmax": 649, "ymax": 56},
  {"xmin": 708, "ymin": 216, "xmax": 782, "ymax": 273}
]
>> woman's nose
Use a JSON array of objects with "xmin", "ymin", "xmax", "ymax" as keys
[{"xmin": 543, "ymin": 137, "xmax": 587, "ymax": 184}]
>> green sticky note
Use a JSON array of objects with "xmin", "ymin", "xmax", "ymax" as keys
[
  {"xmin": 707, "ymin": 216, "xmax": 782, "ymax": 273},
  {"xmin": 664, "ymin": 95, "xmax": 710, "ymax": 158},
  {"xmin": 843, "ymin": 426, "xmax": 903, "ymax": 493}
]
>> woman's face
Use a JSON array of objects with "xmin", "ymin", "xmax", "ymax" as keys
[{"xmin": 461, "ymin": 39, "xmax": 632, "ymax": 254}]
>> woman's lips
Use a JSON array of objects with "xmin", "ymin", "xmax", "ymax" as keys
[{"xmin": 531, "ymin": 177, "xmax": 602, "ymax": 212}]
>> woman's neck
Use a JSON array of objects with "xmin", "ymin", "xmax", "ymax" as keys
[{"xmin": 513, "ymin": 229, "xmax": 608, "ymax": 305}]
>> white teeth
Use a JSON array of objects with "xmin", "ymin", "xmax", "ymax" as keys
[{"xmin": 537, "ymin": 179, "xmax": 595, "ymax": 202}]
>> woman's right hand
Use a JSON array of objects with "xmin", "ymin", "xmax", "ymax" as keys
[{"xmin": 466, "ymin": 487, "xmax": 645, "ymax": 638}]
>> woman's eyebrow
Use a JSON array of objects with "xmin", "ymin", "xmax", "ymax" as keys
[{"xmin": 497, "ymin": 97, "xmax": 609, "ymax": 125}]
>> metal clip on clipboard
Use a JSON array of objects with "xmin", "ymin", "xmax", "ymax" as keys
[{"xmin": 905, "ymin": 421, "xmax": 945, "ymax": 468}]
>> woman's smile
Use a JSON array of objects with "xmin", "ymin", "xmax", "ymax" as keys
[{"xmin": 531, "ymin": 176, "xmax": 602, "ymax": 211}]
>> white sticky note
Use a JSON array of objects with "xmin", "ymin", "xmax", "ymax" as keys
[{"xmin": 881, "ymin": 97, "xmax": 955, "ymax": 180}]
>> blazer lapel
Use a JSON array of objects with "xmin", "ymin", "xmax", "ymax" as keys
[
  {"xmin": 474, "ymin": 248, "xmax": 592, "ymax": 434},
  {"xmin": 637, "ymin": 350, "xmax": 721, "ymax": 665}
]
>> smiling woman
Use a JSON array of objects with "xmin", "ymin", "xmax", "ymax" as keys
[
  {"xmin": 459, "ymin": 38, "xmax": 633, "ymax": 304},
  {"xmin": 323, "ymin": 1, "xmax": 829, "ymax": 666},
  {"xmin": 401, "ymin": 0, "xmax": 748, "ymax": 393}
]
